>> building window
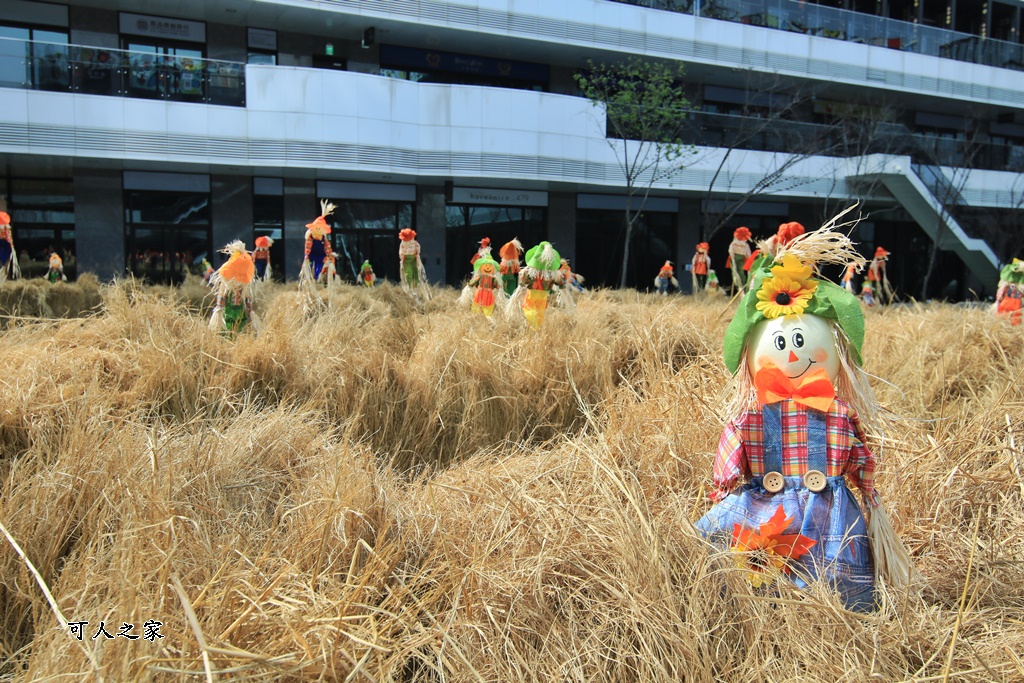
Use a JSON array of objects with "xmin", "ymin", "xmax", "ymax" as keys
[
  {"xmin": 0, "ymin": 24, "xmax": 70, "ymax": 91},
  {"xmin": 247, "ymin": 27, "xmax": 277, "ymax": 65},
  {"xmin": 380, "ymin": 45, "xmax": 549, "ymax": 92},
  {"xmin": 325, "ymin": 200, "xmax": 414, "ymax": 284},
  {"xmin": 575, "ymin": 209, "xmax": 676, "ymax": 289},
  {"xmin": 445, "ymin": 206, "xmax": 546, "ymax": 285},
  {"xmin": 253, "ymin": 179, "xmax": 285, "ymax": 281},
  {"xmin": 3, "ymin": 177, "xmax": 75, "ymax": 280},
  {"xmin": 124, "ymin": 190, "xmax": 211, "ymax": 284}
]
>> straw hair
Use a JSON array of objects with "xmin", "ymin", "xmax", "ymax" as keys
[
  {"xmin": 319, "ymin": 199, "xmax": 336, "ymax": 218},
  {"xmin": 774, "ymin": 206, "xmax": 867, "ymax": 271}
]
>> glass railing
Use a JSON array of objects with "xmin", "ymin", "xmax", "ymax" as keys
[
  {"xmin": 611, "ymin": 0, "xmax": 1024, "ymax": 71},
  {"xmin": 671, "ymin": 110, "xmax": 1024, "ymax": 172},
  {"xmin": 0, "ymin": 37, "xmax": 245, "ymax": 106}
]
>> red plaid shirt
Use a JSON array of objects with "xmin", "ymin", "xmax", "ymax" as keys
[{"xmin": 710, "ymin": 398, "xmax": 877, "ymax": 503}]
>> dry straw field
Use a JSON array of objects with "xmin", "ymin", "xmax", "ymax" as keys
[{"xmin": 0, "ymin": 277, "xmax": 1022, "ymax": 682}]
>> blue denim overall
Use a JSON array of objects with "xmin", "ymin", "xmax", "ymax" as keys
[{"xmin": 696, "ymin": 403, "xmax": 876, "ymax": 611}]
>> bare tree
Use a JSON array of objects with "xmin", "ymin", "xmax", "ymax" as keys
[
  {"xmin": 575, "ymin": 57, "xmax": 692, "ymax": 288},
  {"xmin": 692, "ymin": 75, "xmax": 839, "ymax": 243}
]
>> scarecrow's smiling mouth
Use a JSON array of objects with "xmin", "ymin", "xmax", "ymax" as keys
[{"xmin": 786, "ymin": 360, "xmax": 815, "ymax": 379}]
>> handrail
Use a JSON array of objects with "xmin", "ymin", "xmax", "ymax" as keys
[
  {"xmin": 0, "ymin": 36, "xmax": 246, "ymax": 106},
  {"xmin": 609, "ymin": 0, "xmax": 1024, "ymax": 71}
]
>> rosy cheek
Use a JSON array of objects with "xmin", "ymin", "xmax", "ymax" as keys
[
  {"xmin": 811, "ymin": 348, "xmax": 830, "ymax": 363},
  {"xmin": 755, "ymin": 354, "xmax": 774, "ymax": 369}
]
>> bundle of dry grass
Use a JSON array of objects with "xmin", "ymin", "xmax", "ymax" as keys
[
  {"xmin": 0, "ymin": 281, "xmax": 1022, "ymax": 681},
  {"xmin": 0, "ymin": 273, "xmax": 104, "ymax": 322}
]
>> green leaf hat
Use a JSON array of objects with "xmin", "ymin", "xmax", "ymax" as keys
[
  {"xmin": 524, "ymin": 241, "xmax": 561, "ymax": 271},
  {"xmin": 473, "ymin": 254, "xmax": 500, "ymax": 272}
]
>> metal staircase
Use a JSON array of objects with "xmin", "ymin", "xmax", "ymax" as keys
[{"xmin": 849, "ymin": 157, "xmax": 1000, "ymax": 288}]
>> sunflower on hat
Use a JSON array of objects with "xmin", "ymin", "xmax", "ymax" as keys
[{"xmin": 754, "ymin": 255, "xmax": 818, "ymax": 319}]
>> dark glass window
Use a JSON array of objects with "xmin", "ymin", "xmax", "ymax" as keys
[
  {"xmin": 6, "ymin": 178, "xmax": 75, "ymax": 279},
  {"xmin": 124, "ymin": 191, "xmax": 211, "ymax": 283},
  {"xmin": 445, "ymin": 206, "xmax": 546, "ymax": 285},
  {"xmin": 325, "ymin": 200, "xmax": 414, "ymax": 284},
  {"xmin": 123, "ymin": 41, "xmax": 204, "ymax": 102},
  {"xmin": 253, "ymin": 192, "xmax": 285, "ymax": 281},
  {"xmin": 575, "ymin": 209, "xmax": 676, "ymax": 290},
  {"xmin": 0, "ymin": 25, "xmax": 69, "ymax": 91}
]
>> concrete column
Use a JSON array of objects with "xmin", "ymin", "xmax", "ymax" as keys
[
  {"xmin": 74, "ymin": 169, "xmax": 124, "ymax": 281},
  {"xmin": 211, "ymin": 175, "xmax": 253, "ymax": 251},
  {"xmin": 283, "ymin": 177, "xmax": 316, "ymax": 280},
  {"xmin": 547, "ymin": 191, "xmax": 576, "ymax": 263},
  {"xmin": 416, "ymin": 186, "xmax": 447, "ymax": 286}
]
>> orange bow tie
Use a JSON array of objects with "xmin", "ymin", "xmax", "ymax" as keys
[{"xmin": 754, "ymin": 365, "xmax": 836, "ymax": 412}]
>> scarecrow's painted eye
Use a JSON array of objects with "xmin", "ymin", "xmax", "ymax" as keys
[
  {"xmin": 773, "ymin": 334, "xmax": 786, "ymax": 351},
  {"xmin": 792, "ymin": 332, "xmax": 805, "ymax": 348}
]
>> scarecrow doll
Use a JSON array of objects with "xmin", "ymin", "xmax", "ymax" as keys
[
  {"xmin": 466, "ymin": 254, "xmax": 506, "ymax": 318},
  {"xmin": 748, "ymin": 221, "xmax": 807, "ymax": 274},
  {"xmin": 706, "ymin": 269, "xmax": 722, "ymax": 297},
  {"xmin": 398, "ymin": 228, "xmax": 427, "ymax": 291},
  {"xmin": 867, "ymin": 246, "xmax": 893, "ymax": 303},
  {"xmin": 209, "ymin": 240, "xmax": 262, "ymax": 335},
  {"xmin": 860, "ymin": 281, "xmax": 875, "ymax": 307},
  {"xmin": 559, "ymin": 258, "xmax": 585, "ymax": 293},
  {"xmin": 508, "ymin": 241, "xmax": 564, "ymax": 330},
  {"xmin": 842, "ymin": 263, "xmax": 857, "ymax": 294},
  {"xmin": 359, "ymin": 260, "xmax": 376, "ymax": 287},
  {"xmin": 692, "ymin": 242, "xmax": 711, "ymax": 291},
  {"xmin": 301, "ymin": 200, "xmax": 335, "ymax": 283},
  {"xmin": 200, "ymin": 258, "xmax": 214, "ymax": 286},
  {"xmin": 654, "ymin": 261, "xmax": 678, "ymax": 295},
  {"xmin": 0, "ymin": 211, "xmax": 21, "ymax": 283},
  {"xmin": 696, "ymin": 227, "xmax": 912, "ymax": 611},
  {"xmin": 499, "ymin": 238, "xmax": 523, "ymax": 297},
  {"xmin": 728, "ymin": 226, "xmax": 753, "ymax": 293},
  {"xmin": 253, "ymin": 236, "xmax": 273, "ymax": 281},
  {"xmin": 46, "ymin": 253, "xmax": 67, "ymax": 283},
  {"xmin": 995, "ymin": 258, "xmax": 1024, "ymax": 326},
  {"xmin": 471, "ymin": 237, "xmax": 492, "ymax": 266}
]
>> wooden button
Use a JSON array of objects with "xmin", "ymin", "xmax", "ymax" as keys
[
  {"xmin": 803, "ymin": 470, "xmax": 827, "ymax": 492},
  {"xmin": 763, "ymin": 471, "xmax": 785, "ymax": 493}
]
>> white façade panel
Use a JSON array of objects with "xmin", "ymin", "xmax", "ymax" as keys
[
  {"xmin": 450, "ymin": 126, "xmax": 483, "ymax": 154},
  {"xmin": 0, "ymin": 88, "xmax": 29, "ymax": 124},
  {"xmin": 390, "ymin": 79, "xmax": 421, "ymax": 125},
  {"xmin": 165, "ymin": 102, "xmax": 209, "ymax": 136},
  {"xmin": 418, "ymin": 124, "xmax": 452, "ymax": 152},
  {"xmin": 73, "ymin": 94, "xmax": 124, "ymax": 131},
  {"xmin": 25, "ymin": 91, "xmax": 76, "ymax": 128},
  {"xmin": 357, "ymin": 116, "xmax": 392, "ymax": 147},
  {"xmin": 321, "ymin": 114, "xmax": 360, "ymax": 145},
  {"xmin": 247, "ymin": 110, "xmax": 288, "ymax": 140},
  {"xmin": 323, "ymin": 77, "xmax": 359, "ymax": 118},
  {"xmin": 417, "ymin": 85, "xmax": 451, "ymax": 127},
  {"xmin": 354, "ymin": 74, "xmax": 392, "ymax": 121},
  {"xmin": 391, "ymin": 121, "xmax": 420, "ymax": 150},
  {"xmin": 449, "ymin": 86, "xmax": 483, "ymax": 128},
  {"xmin": 288, "ymin": 112, "xmax": 324, "ymax": 142},
  {"xmin": 479, "ymin": 88, "xmax": 514, "ymax": 131},
  {"xmin": 206, "ymin": 106, "xmax": 247, "ymax": 139},
  {"xmin": 121, "ymin": 97, "xmax": 167, "ymax": 133}
]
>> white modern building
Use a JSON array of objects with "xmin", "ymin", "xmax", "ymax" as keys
[{"xmin": 1, "ymin": 0, "xmax": 1021, "ymax": 295}]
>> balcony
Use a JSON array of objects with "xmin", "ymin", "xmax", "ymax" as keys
[
  {"xmin": 611, "ymin": 0, "xmax": 1024, "ymax": 71},
  {"xmin": 672, "ymin": 110, "xmax": 1024, "ymax": 173},
  {"xmin": 0, "ymin": 37, "xmax": 245, "ymax": 106}
]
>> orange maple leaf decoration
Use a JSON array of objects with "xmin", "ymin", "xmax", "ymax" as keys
[{"xmin": 731, "ymin": 507, "xmax": 817, "ymax": 588}]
